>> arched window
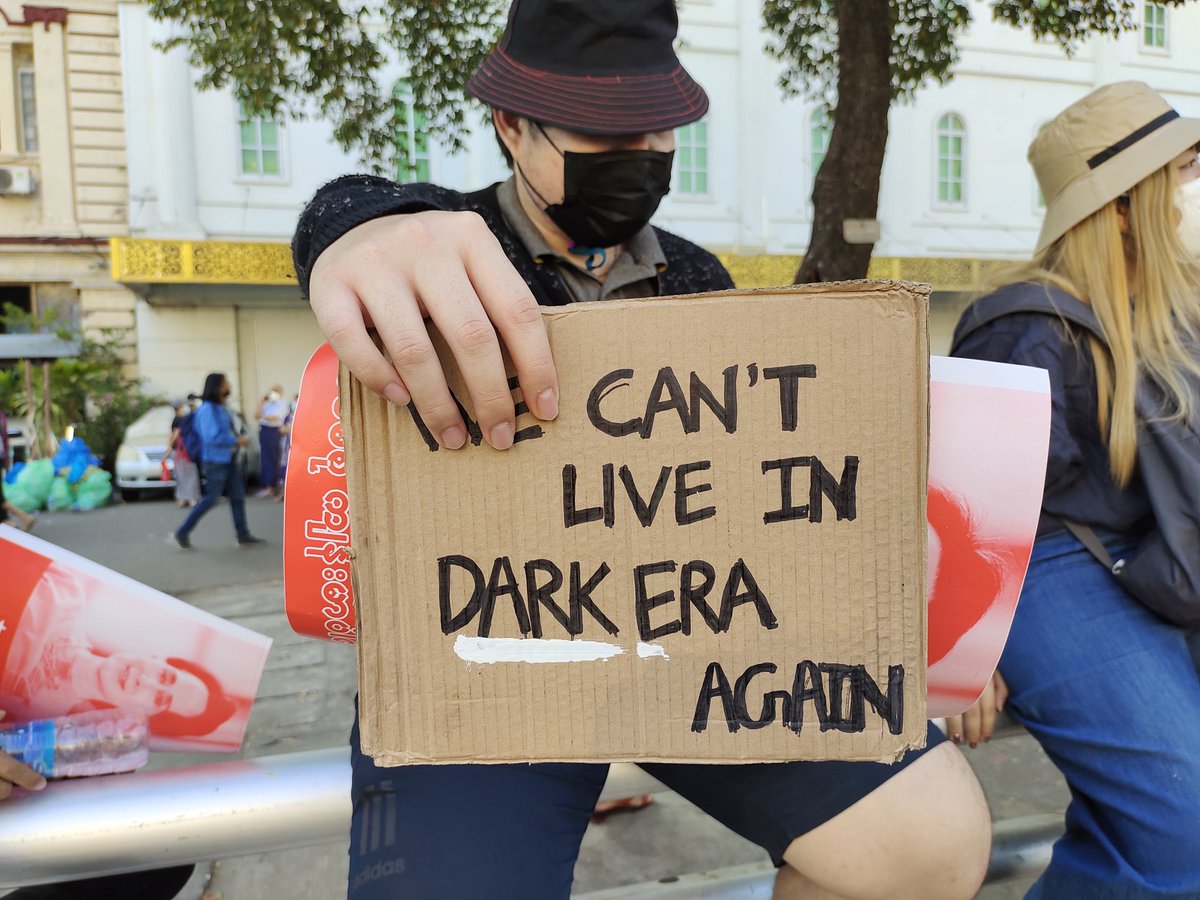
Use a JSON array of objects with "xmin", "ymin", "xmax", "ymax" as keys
[
  {"xmin": 810, "ymin": 108, "xmax": 832, "ymax": 177},
  {"xmin": 393, "ymin": 80, "xmax": 431, "ymax": 184},
  {"xmin": 675, "ymin": 119, "xmax": 709, "ymax": 195},
  {"xmin": 935, "ymin": 113, "xmax": 966, "ymax": 207}
]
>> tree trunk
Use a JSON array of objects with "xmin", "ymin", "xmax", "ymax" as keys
[
  {"xmin": 795, "ymin": 0, "xmax": 892, "ymax": 284},
  {"xmin": 42, "ymin": 360, "xmax": 54, "ymax": 456},
  {"xmin": 23, "ymin": 359, "xmax": 39, "ymax": 459}
]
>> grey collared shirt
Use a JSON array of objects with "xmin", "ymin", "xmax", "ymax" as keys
[{"xmin": 496, "ymin": 178, "xmax": 666, "ymax": 303}]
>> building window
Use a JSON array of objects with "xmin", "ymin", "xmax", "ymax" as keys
[
  {"xmin": 17, "ymin": 69, "xmax": 37, "ymax": 154},
  {"xmin": 935, "ymin": 113, "xmax": 966, "ymax": 207},
  {"xmin": 675, "ymin": 119, "xmax": 708, "ymax": 195},
  {"xmin": 238, "ymin": 102, "xmax": 284, "ymax": 178},
  {"xmin": 1143, "ymin": 3, "xmax": 1168, "ymax": 49},
  {"xmin": 810, "ymin": 108, "xmax": 832, "ymax": 178},
  {"xmin": 393, "ymin": 81, "xmax": 431, "ymax": 184}
]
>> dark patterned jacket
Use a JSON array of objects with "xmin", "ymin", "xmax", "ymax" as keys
[{"xmin": 291, "ymin": 176, "xmax": 735, "ymax": 303}]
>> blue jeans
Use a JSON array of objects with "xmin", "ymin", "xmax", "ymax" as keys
[
  {"xmin": 1001, "ymin": 529, "xmax": 1200, "ymax": 899},
  {"xmin": 259, "ymin": 425, "xmax": 281, "ymax": 488},
  {"xmin": 177, "ymin": 458, "xmax": 249, "ymax": 540}
]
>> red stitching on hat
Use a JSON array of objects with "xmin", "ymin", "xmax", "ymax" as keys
[{"xmin": 469, "ymin": 47, "xmax": 708, "ymax": 131}]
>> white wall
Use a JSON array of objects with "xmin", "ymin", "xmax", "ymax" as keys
[{"xmin": 122, "ymin": 0, "xmax": 1200, "ymax": 261}]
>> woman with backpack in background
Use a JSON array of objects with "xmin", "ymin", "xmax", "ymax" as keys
[{"xmin": 949, "ymin": 82, "xmax": 1200, "ymax": 898}]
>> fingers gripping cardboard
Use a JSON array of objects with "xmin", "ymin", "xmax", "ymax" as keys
[{"xmin": 341, "ymin": 284, "xmax": 930, "ymax": 764}]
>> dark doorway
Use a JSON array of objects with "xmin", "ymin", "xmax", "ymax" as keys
[{"xmin": 0, "ymin": 284, "xmax": 33, "ymax": 333}]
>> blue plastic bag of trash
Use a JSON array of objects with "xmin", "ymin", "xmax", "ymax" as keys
[
  {"xmin": 53, "ymin": 438, "xmax": 101, "ymax": 485},
  {"xmin": 4, "ymin": 461, "xmax": 24, "ymax": 485}
]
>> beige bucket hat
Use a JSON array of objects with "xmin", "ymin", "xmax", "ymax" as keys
[{"xmin": 1030, "ymin": 81, "xmax": 1200, "ymax": 254}]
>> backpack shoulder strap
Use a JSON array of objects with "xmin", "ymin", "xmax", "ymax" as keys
[{"xmin": 951, "ymin": 282, "xmax": 1105, "ymax": 354}]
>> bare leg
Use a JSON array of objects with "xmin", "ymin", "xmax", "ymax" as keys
[
  {"xmin": 4, "ymin": 502, "xmax": 34, "ymax": 531},
  {"xmin": 772, "ymin": 743, "xmax": 990, "ymax": 900}
]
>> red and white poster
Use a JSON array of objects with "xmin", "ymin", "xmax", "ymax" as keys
[
  {"xmin": 283, "ymin": 343, "xmax": 355, "ymax": 645},
  {"xmin": 925, "ymin": 356, "xmax": 1050, "ymax": 716},
  {"xmin": 0, "ymin": 526, "xmax": 272, "ymax": 752},
  {"xmin": 284, "ymin": 346, "xmax": 1051, "ymax": 717}
]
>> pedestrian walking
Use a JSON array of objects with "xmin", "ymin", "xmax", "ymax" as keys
[
  {"xmin": 950, "ymin": 81, "xmax": 1200, "ymax": 897},
  {"xmin": 172, "ymin": 373, "xmax": 263, "ymax": 549},
  {"xmin": 293, "ymin": 2, "xmax": 992, "ymax": 897}
]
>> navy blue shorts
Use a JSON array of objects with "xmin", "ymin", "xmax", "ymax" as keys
[{"xmin": 347, "ymin": 711, "xmax": 946, "ymax": 899}]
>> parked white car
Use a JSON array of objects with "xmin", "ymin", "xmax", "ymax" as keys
[{"xmin": 115, "ymin": 405, "xmax": 176, "ymax": 499}]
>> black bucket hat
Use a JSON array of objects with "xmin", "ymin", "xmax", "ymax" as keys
[{"xmin": 466, "ymin": 0, "xmax": 709, "ymax": 136}]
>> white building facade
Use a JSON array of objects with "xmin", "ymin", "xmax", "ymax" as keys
[{"xmin": 112, "ymin": 0, "xmax": 1200, "ymax": 409}]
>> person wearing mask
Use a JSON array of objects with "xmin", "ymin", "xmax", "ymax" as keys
[
  {"xmin": 253, "ymin": 384, "xmax": 288, "ymax": 499},
  {"xmin": 950, "ymin": 82, "xmax": 1200, "ymax": 897},
  {"xmin": 292, "ymin": 2, "xmax": 992, "ymax": 898},
  {"xmin": 172, "ymin": 373, "xmax": 263, "ymax": 549}
]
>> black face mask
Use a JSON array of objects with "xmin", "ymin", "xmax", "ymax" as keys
[{"xmin": 522, "ymin": 125, "xmax": 674, "ymax": 259}]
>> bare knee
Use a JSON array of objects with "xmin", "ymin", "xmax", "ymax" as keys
[{"xmin": 778, "ymin": 743, "xmax": 991, "ymax": 900}]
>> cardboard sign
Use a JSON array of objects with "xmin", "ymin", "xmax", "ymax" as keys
[
  {"xmin": 282, "ymin": 342, "xmax": 1053, "ymax": 724},
  {"xmin": 343, "ymin": 284, "xmax": 930, "ymax": 764},
  {"xmin": 0, "ymin": 527, "xmax": 272, "ymax": 752}
]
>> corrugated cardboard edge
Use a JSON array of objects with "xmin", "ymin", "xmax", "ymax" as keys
[{"xmin": 343, "ymin": 280, "xmax": 930, "ymax": 765}]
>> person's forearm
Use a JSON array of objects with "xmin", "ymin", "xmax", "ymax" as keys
[{"xmin": 291, "ymin": 177, "xmax": 467, "ymax": 299}]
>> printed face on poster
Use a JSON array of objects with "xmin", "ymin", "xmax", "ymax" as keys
[
  {"xmin": 925, "ymin": 357, "xmax": 1050, "ymax": 717},
  {"xmin": 0, "ymin": 527, "xmax": 272, "ymax": 752}
]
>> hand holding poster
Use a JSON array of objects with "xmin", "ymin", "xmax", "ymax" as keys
[
  {"xmin": 343, "ymin": 284, "xmax": 931, "ymax": 765},
  {"xmin": 0, "ymin": 527, "xmax": 271, "ymax": 752},
  {"xmin": 284, "ymin": 304, "xmax": 1053, "ymax": 730}
]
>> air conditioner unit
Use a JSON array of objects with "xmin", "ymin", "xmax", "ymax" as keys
[{"xmin": 0, "ymin": 166, "xmax": 35, "ymax": 195}]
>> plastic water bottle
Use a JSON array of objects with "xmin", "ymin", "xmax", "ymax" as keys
[{"xmin": 0, "ymin": 710, "xmax": 150, "ymax": 778}]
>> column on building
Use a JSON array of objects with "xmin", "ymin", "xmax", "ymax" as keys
[{"xmin": 145, "ymin": 15, "xmax": 203, "ymax": 237}]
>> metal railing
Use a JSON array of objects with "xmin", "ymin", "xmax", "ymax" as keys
[{"xmin": 0, "ymin": 749, "xmax": 1061, "ymax": 892}]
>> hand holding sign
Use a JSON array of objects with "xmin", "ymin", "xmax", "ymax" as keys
[{"xmin": 307, "ymin": 211, "xmax": 559, "ymax": 449}]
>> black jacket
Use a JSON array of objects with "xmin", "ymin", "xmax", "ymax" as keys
[
  {"xmin": 292, "ymin": 176, "xmax": 735, "ymax": 304},
  {"xmin": 952, "ymin": 301, "xmax": 1152, "ymax": 537}
]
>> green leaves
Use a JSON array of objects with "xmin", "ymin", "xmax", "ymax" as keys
[
  {"xmin": 0, "ymin": 305, "xmax": 163, "ymax": 467},
  {"xmin": 762, "ymin": 0, "xmax": 1191, "ymax": 111},
  {"xmin": 147, "ymin": 0, "xmax": 1194, "ymax": 172},
  {"xmin": 147, "ymin": 0, "xmax": 504, "ymax": 171},
  {"xmin": 762, "ymin": 0, "xmax": 972, "ymax": 107}
]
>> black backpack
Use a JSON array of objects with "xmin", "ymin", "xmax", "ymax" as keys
[{"xmin": 953, "ymin": 282, "xmax": 1200, "ymax": 627}]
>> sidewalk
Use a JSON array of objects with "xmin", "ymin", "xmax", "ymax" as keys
[{"xmin": 171, "ymin": 579, "xmax": 1068, "ymax": 899}]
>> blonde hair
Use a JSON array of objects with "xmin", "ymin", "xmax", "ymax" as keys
[{"xmin": 995, "ymin": 163, "xmax": 1200, "ymax": 486}]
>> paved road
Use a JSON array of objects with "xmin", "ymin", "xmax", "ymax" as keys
[
  {"xmin": 10, "ymin": 498, "xmax": 1066, "ymax": 898},
  {"xmin": 24, "ymin": 492, "xmax": 286, "ymax": 595}
]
